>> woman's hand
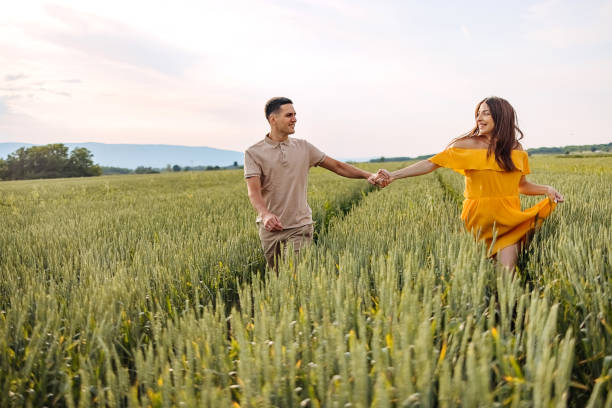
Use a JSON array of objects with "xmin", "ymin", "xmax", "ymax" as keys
[
  {"xmin": 518, "ymin": 176, "xmax": 565, "ymax": 203},
  {"xmin": 546, "ymin": 186, "xmax": 565, "ymax": 203}
]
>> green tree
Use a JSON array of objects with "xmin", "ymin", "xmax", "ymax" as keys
[
  {"xmin": 135, "ymin": 166, "xmax": 160, "ymax": 174},
  {"xmin": 0, "ymin": 144, "xmax": 102, "ymax": 180},
  {"xmin": 67, "ymin": 147, "xmax": 102, "ymax": 177},
  {"xmin": 4, "ymin": 144, "xmax": 69, "ymax": 179},
  {"xmin": 0, "ymin": 158, "xmax": 7, "ymax": 180}
]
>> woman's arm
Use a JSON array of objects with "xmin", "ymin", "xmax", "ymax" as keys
[
  {"xmin": 371, "ymin": 160, "xmax": 439, "ymax": 187},
  {"xmin": 518, "ymin": 176, "xmax": 565, "ymax": 202},
  {"xmin": 391, "ymin": 160, "xmax": 440, "ymax": 180}
]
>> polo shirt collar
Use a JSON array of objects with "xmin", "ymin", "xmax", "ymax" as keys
[{"xmin": 265, "ymin": 134, "xmax": 291, "ymax": 147}]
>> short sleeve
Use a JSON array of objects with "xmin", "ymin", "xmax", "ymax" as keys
[
  {"xmin": 428, "ymin": 149, "xmax": 467, "ymax": 175},
  {"xmin": 521, "ymin": 154, "xmax": 531, "ymax": 175},
  {"xmin": 306, "ymin": 142, "xmax": 326, "ymax": 167},
  {"xmin": 244, "ymin": 150, "xmax": 261, "ymax": 179}
]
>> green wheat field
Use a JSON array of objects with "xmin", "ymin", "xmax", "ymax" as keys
[{"xmin": 1, "ymin": 155, "xmax": 610, "ymax": 407}]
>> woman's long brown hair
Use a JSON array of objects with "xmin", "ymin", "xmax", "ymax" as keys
[{"xmin": 453, "ymin": 96, "xmax": 524, "ymax": 171}]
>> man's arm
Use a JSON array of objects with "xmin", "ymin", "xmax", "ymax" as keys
[
  {"xmin": 318, "ymin": 157, "xmax": 373, "ymax": 180},
  {"xmin": 246, "ymin": 176, "xmax": 283, "ymax": 231}
]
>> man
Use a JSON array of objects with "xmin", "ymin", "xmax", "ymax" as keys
[{"xmin": 244, "ymin": 97, "xmax": 383, "ymax": 268}]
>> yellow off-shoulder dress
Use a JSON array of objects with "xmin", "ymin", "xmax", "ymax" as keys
[{"xmin": 429, "ymin": 148, "xmax": 556, "ymax": 256}]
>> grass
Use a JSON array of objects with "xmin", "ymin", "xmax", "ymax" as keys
[{"xmin": 0, "ymin": 156, "xmax": 610, "ymax": 406}]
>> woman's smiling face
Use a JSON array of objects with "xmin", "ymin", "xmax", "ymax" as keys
[{"xmin": 476, "ymin": 102, "xmax": 495, "ymax": 136}]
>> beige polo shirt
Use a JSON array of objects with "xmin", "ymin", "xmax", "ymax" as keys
[{"xmin": 244, "ymin": 135, "xmax": 326, "ymax": 229}]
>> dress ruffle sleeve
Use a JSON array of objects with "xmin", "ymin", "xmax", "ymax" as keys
[{"xmin": 428, "ymin": 148, "xmax": 530, "ymax": 175}]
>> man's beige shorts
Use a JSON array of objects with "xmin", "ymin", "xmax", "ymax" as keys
[{"xmin": 258, "ymin": 223, "xmax": 314, "ymax": 268}]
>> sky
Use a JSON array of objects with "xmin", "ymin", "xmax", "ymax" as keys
[{"xmin": 1, "ymin": 0, "xmax": 611, "ymax": 158}]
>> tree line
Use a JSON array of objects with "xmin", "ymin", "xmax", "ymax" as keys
[
  {"xmin": 369, "ymin": 142, "xmax": 612, "ymax": 163},
  {"xmin": 526, "ymin": 142, "xmax": 611, "ymax": 155},
  {"xmin": 0, "ymin": 144, "xmax": 102, "ymax": 181},
  {"xmin": 102, "ymin": 162, "xmax": 242, "ymax": 175},
  {"xmin": 0, "ymin": 142, "xmax": 243, "ymax": 180}
]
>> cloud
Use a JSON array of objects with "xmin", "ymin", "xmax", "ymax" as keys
[
  {"xmin": 39, "ymin": 88, "xmax": 71, "ymax": 97},
  {"xmin": 0, "ymin": 85, "xmax": 70, "ymax": 97},
  {"xmin": 24, "ymin": 4, "xmax": 199, "ymax": 77},
  {"xmin": 0, "ymin": 94, "xmax": 24, "ymax": 101},
  {"xmin": 0, "ymin": 98, "xmax": 7, "ymax": 116},
  {"xmin": 4, "ymin": 74, "xmax": 27, "ymax": 81},
  {"xmin": 1, "ymin": 73, "xmax": 81, "ymax": 100}
]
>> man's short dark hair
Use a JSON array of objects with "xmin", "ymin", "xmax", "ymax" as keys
[{"xmin": 265, "ymin": 97, "xmax": 293, "ymax": 119}]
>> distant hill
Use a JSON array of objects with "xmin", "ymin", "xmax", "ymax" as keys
[
  {"xmin": 3, "ymin": 141, "xmax": 609, "ymax": 169},
  {"xmin": 0, "ymin": 142, "xmax": 243, "ymax": 169}
]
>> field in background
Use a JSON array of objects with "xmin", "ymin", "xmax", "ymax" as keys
[{"xmin": 0, "ymin": 156, "xmax": 610, "ymax": 407}]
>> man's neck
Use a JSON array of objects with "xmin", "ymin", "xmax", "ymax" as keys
[{"xmin": 268, "ymin": 130, "xmax": 289, "ymax": 143}]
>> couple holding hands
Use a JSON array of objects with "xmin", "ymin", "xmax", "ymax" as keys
[{"xmin": 245, "ymin": 96, "xmax": 563, "ymax": 271}]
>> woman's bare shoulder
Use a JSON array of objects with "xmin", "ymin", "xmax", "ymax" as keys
[{"xmin": 449, "ymin": 137, "xmax": 486, "ymax": 149}]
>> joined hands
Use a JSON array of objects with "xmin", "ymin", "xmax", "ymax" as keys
[{"xmin": 368, "ymin": 169, "xmax": 393, "ymax": 188}]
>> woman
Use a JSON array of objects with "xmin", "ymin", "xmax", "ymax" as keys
[{"xmin": 371, "ymin": 96, "xmax": 564, "ymax": 270}]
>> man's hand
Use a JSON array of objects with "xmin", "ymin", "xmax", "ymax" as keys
[
  {"xmin": 247, "ymin": 177, "xmax": 283, "ymax": 230},
  {"xmin": 262, "ymin": 212, "xmax": 283, "ymax": 231},
  {"xmin": 366, "ymin": 172, "xmax": 377, "ymax": 185}
]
